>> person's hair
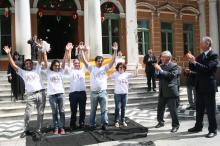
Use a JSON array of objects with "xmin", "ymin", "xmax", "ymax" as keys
[
  {"xmin": 95, "ymin": 56, "xmax": 104, "ymax": 62},
  {"xmin": 50, "ymin": 59, "xmax": 60, "ymax": 71},
  {"xmin": 116, "ymin": 62, "xmax": 127, "ymax": 71},
  {"xmin": 202, "ymin": 36, "xmax": 212, "ymax": 47},
  {"xmin": 23, "ymin": 59, "xmax": 33, "ymax": 70},
  {"xmin": 12, "ymin": 51, "xmax": 20, "ymax": 60},
  {"xmin": 161, "ymin": 50, "xmax": 172, "ymax": 60}
]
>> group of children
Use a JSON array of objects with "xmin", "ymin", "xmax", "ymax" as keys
[{"xmin": 3, "ymin": 41, "xmax": 137, "ymax": 137}]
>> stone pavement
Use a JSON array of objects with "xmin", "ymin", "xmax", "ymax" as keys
[{"xmin": 0, "ymin": 103, "xmax": 220, "ymax": 146}]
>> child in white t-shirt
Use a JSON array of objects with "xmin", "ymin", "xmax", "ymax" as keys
[{"xmin": 109, "ymin": 62, "xmax": 138, "ymax": 128}]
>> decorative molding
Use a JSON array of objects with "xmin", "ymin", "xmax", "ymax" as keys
[
  {"xmin": 33, "ymin": 0, "xmax": 82, "ymax": 10},
  {"xmin": 157, "ymin": 3, "xmax": 178, "ymax": 18},
  {"xmin": 120, "ymin": 13, "xmax": 125, "ymax": 18},
  {"xmin": 77, "ymin": 10, "xmax": 83, "ymax": 16},
  {"xmin": 180, "ymin": 6, "xmax": 199, "ymax": 20},
  {"xmin": 100, "ymin": 0, "xmax": 124, "ymax": 13},
  {"xmin": 30, "ymin": 8, "xmax": 39, "ymax": 14},
  {"xmin": 136, "ymin": 2, "xmax": 156, "ymax": 11}
]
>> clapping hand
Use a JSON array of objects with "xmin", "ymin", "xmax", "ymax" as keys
[
  {"xmin": 153, "ymin": 63, "xmax": 162, "ymax": 71},
  {"xmin": 112, "ymin": 42, "xmax": 118, "ymax": 51},
  {"xmin": 3, "ymin": 46, "xmax": 11, "ymax": 55},
  {"xmin": 186, "ymin": 53, "xmax": 196, "ymax": 64},
  {"xmin": 66, "ymin": 42, "xmax": 74, "ymax": 50}
]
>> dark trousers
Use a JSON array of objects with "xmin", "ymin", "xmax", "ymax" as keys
[
  {"xmin": 157, "ymin": 97, "xmax": 179, "ymax": 127},
  {"xmin": 146, "ymin": 72, "xmax": 156, "ymax": 90},
  {"xmin": 195, "ymin": 92, "xmax": 217, "ymax": 133},
  {"xmin": 69, "ymin": 91, "xmax": 87, "ymax": 128}
]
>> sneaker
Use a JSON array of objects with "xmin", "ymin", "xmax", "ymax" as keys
[
  {"xmin": 54, "ymin": 129, "xmax": 59, "ymax": 135},
  {"xmin": 115, "ymin": 122, "xmax": 119, "ymax": 128},
  {"xmin": 122, "ymin": 122, "xmax": 127, "ymax": 127},
  {"xmin": 60, "ymin": 129, "xmax": 65, "ymax": 135}
]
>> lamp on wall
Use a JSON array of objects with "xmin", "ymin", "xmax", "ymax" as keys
[{"xmin": 4, "ymin": 8, "xmax": 9, "ymax": 17}]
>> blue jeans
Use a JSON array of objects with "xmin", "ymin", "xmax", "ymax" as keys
[
  {"xmin": 114, "ymin": 94, "xmax": 128, "ymax": 122},
  {"xmin": 49, "ymin": 93, "xmax": 65, "ymax": 130},
  {"xmin": 90, "ymin": 90, "xmax": 108, "ymax": 127}
]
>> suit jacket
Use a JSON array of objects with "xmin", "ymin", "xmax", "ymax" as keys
[
  {"xmin": 143, "ymin": 54, "xmax": 157, "ymax": 73},
  {"xmin": 156, "ymin": 62, "xmax": 180, "ymax": 98},
  {"xmin": 189, "ymin": 50, "xmax": 218, "ymax": 93}
]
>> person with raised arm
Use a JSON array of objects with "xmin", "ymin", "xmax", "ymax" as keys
[
  {"xmin": 80, "ymin": 41, "xmax": 118, "ymax": 130},
  {"xmin": 3, "ymin": 46, "xmax": 46, "ymax": 138},
  {"xmin": 42, "ymin": 43, "xmax": 71, "ymax": 135}
]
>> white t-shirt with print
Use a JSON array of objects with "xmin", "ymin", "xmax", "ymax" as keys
[
  {"xmin": 17, "ymin": 64, "xmax": 44, "ymax": 93},
  {"xmin": 67, "ymin": 67, "xmax": 86, "ymax": 92},
  {"xmin": 46, "ymin": 69, "xmax": 65, "ymax": 96},
  {"xmin": 88, "ymin": 64, "xmax": 110, "ymax": 91},
  {"xmin": 109, "ymin": 71, "xmax": 132, "ymax": 94}
]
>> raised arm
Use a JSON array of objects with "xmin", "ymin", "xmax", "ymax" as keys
[
  {"xmin": 3, "ymin": 46, "xmax": 19, "ymax": 72},
  {"xmin": 108, "ymin": 42, "xmax": 118, "ymax": 68},
  {"xmin": 42, "ymin": 52, "xmax": 48, "ymax": 69},
  {"xmin": 79, "ymin": 42, "xmax": 89, "ymax": 69}
]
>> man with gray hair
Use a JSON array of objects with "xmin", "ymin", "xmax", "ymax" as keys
[
  {"xmin": 153, "ymin": 50, "xmax": 180, "ymax": 133},
  {"xmin": 186, "ymin": 36, "xmax": 218, "ymax": 138}
]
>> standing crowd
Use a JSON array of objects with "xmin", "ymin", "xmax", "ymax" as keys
[{"xmin": 4, "ymin": 36, "xmax": 218, "ymax": 138}]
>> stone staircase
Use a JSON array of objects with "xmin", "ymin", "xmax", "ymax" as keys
[{"xmin": 0, "ymin": 71, "xmax": 190, "ymax": 122}]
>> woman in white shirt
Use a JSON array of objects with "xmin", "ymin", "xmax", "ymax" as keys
[
  {"xmin": 44, "ymin": 43, "xmax": 72, "ymax": 135},
  {"xmin": 109, "ymin": 62, "xmax": 137, "ymax": 128}
]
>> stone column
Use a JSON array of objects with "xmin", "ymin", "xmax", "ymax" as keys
[
  {"xmin": 209, "ymin": 0, "xmax": 219, "ymax": 55},
  {"xmin": 126, "ymin": 0, "xmax": 139, "ymax": 70},
  {"xmin": 198, "ymin": 0, "xmax": 206, "ymax": 40},
  {"xmin": 15, "ymin": 0, "xmax": 32, "ymax": 59},
  {"xmin": 87, "ymin": 0, "xmax": 102, "ymax": 58}
]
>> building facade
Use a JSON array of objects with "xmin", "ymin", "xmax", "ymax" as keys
[{"xmin": 0, "ymin": 0, "xmax": 219, "ymax": 72}]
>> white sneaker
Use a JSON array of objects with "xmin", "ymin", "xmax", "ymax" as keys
[
  {"xmin": 123, "ymin": 122, "xmax": 127, "ymax": 127},
  {"xmin": 115, "ymin": 122, "xmax": 119, "ymax": 128}
]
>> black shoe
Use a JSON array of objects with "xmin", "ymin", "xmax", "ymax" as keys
[
  {"xmin": 188, "ymin": 127, "xmax": 202, "ymax": 133},
  {"xmin": 89, "ymin": 126, "xmax": 96, "ymax": 131},
  {"xmin": 148, "ymin": 89, "xmax": 151, "ymax": 92},
  {"xmin": 70, "ymin": 124, "xmax": 77, "ymax": 131},
  {"xmin": 155, "ymin": 122, "xmax": 164, "ymax": 128},
  {"xmin": 79, "ymin": 124, "xmax": 85, "ymax": 129},
  {"xmin": 206, "ymin": 132, "xmax": 217, "ymax": 138},
  {"xmin": 102, "ymin": 123, "xmax": 108, "ymax": 130},
  {"xmin": 171, "ymin": 126, "xmax": 179, "ymax": 133},
  {"xmin": 186, "ymin": 106, "xmax": 195, "ymax": 110},
  {"xmin": 153, "ymin": 89, "xmax": 156, "ymax": 92},
  {"xmin": 20, "ymin": 131, "xmax": 27, "ymax": 138}
]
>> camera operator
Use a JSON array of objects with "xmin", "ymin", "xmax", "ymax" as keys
[{"xmin": 27, "ymin": 35, "xmax": 39, "ymax": 60}]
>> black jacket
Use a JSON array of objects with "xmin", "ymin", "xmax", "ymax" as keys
[
  {"xmin": 189, "ymin": 50, "xmax": 218, "ymax": 93},
  {"xmin": 143, "ymin": 54, "xmax": 157, "ymax": 73}
]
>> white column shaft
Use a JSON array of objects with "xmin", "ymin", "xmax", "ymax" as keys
[
  {"xmin": 198, "ymin": 0, "xmax": 206, "ymax": 39},
  {"xmin": 126, "ymin": 0, "xmax": 138, "ymax": 70},
  {"xmin": 209, "ymin": 0, "xmax": 219, "ymax": 55},
  {"xmin": 88, "ymin": 0, "xmax": 102, "ymax": 58},
  {"xmin": 15, "ymin": 0, "xmax": 31, "ymax": 59}
]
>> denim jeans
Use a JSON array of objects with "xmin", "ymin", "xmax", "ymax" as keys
[
  {"xmin": 69, "ymin": 91, "xmax": 87, "ymax": 128},
  {"xmin": 114, "ymin": 94, "xmax": 128, "ymax": 122},
  {"xmin": 49, "ymin": 93, "xmax": 65, "ymax": 130},
  {"xmin": 187, "ymin": 85, "xmax": 196, "ymax": 107},
  {"xmin": 24, "ymin": 90, "xmax": 46, "ymax": 131},
  {"xmin": 90, "ymin": 90, "xmax": 108, "ymax": 127}
]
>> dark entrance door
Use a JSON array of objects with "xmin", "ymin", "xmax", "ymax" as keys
[{"xmin": 38, "ymin": 16, "xmax": 77, "ymax": 59}]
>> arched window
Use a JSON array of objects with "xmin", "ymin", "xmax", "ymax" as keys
[
  {"xmin": 37, "ymin": 0, "xmax": 77, "ymax": 10},
  {"xmin": 101, "ymin": 2, "xmax": 120, "ymax": 54},
  {"xmin": 0, "ymin": 0, "xmax": 11, "ymax": 56}
]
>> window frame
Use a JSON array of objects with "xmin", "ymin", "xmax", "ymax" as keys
[
  {"xmin": 183, "ymin": 23, "xmax": 195, "ymax": 54},
  {"xmin": 160, "ymin": 22, "xmax": 173, "ymax": 54}
]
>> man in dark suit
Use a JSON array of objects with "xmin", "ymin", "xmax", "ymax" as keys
[
  {"xmin": 153, "ymin": 51, "xmax": 180, "ymax": 133},
  {"xmin": 186, "ymin": 36, "xmax": 218, "ymax": 138},
  {"xmin": 143, "ymin": 49, "xmax": 157, "ymax": 91}
]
